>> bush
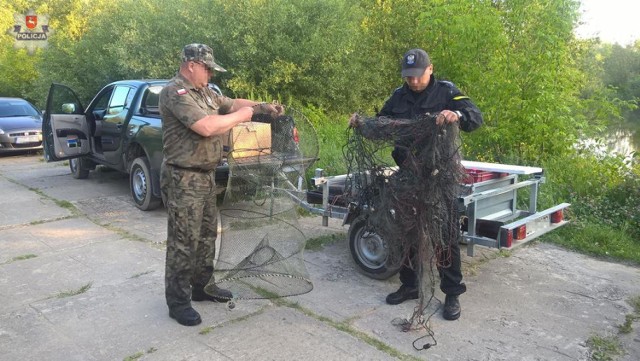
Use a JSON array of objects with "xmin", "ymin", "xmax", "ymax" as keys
[{"xmin": 541, "ymin": 151, "xmax": 640, "ymax": 263}]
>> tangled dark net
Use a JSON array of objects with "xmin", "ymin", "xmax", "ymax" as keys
[
  {"xmin": 206, "ymin": 107, "xmax": 319, "ymax": 300},
  {"xmin": 344, "ymin": 113, "xmax": 465, "ymax": 347}
]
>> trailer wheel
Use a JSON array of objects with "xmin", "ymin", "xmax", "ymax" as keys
[
  {"xmin": 130, "ymin": 156, "xmax": 161, "ymax": 211},
  {"xmin": 348, "ymin": 215, "xmax": 400, "ymax": 280}
]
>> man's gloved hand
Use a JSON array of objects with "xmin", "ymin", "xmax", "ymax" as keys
[
  {"xmin": 253, "ymin": 102, "xmax": 285, "ymax": 118},
  {"xmin": 271, "ymin": 103, "xmax": 285, "ymax": 116}
]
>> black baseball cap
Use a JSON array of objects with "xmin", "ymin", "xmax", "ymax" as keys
[{"xmin": 401, "ymin": 48, "xmax": 431, "ymax": 78}]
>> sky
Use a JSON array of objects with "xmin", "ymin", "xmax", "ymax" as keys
[{"xmin": 575, "ymin": 0, "xmax": 640, "ymax": 45}]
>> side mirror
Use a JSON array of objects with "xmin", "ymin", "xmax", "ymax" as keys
[{"xmin": 61, "ymin": 103, "xmax": 76, "ymax": 114}]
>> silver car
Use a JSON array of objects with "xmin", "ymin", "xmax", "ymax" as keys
[{"xmin": 0, "ymin": 97, "xmax": 43, "ymax": 153}]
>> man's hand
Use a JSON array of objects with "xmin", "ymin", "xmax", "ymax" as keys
[
  {"xmin": 239, "ymin": 106, "xmax": 255, "ymax": 121},
  {"xmin": 349, "ymin": 113, "xmax": 363, "ymax": 128},
  {"xmin": 253, "ymin": 102, "xmax": 285, "ymax": 117},
  {"xmin": 271, "ymin": 103, "xmax": 285, "ymax": 116},
  {"xmin": 435, "ymin": 110, "xmax": 461, "ymax": 125}
]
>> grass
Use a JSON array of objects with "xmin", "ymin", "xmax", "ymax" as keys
[
  {"xmin": 305, "ymin": 232, "xmax": 345, "ymax": 251},
  {"xmin": 199, "ymin": 304, "xmax": 270, "ymax": 335},
  {"xmin": 12, "ymin": 254, "xmax": 38, "ymax": 261},
  {"xmin": 586, "ymin": 295, "xmax": 640, "ymax": 359},
  {"xmin": 586, "ymin": 334, "xmax": 624, "ymax": 361},
  {"xmin": 542, "ymin": 223, "xmax": 640, "ymax": 265},
  {"xmin": 122, "ymin": 352, "xmax": 144, "ymax": 361},
  {"xmin": 97, "ymin": 222, "xmax": 150, "ymax": 244},
  {"xmin": 629, "ymin": 295, "xmax": 640, "ymax": 313},
  {"xmin": 129, "ymin": 270, "xmax": 154, "ymax": 279},
  {"xmin": 269, "ymin": 297, "xmax": 422, "ymax": 361},
  {"xmin": 194, "ymin": 281, "xmax": 417, "ymax": 359},
  {"xmin": 123, "ymin": 347, "xmax": 156, "ymax": 361},
  {"xmin": 199, "ymin": 326, "xmax": 214, "ymax": 335},
  {"xmin": 618, "ymin": 314, "xmax": 637, "ymax": 334},
  {"xmin": 618, "ymin": 295, "xmax": 640, "ymax": 334},
  {"xmin": 497, "ymin": 249, "xmax": 512, "ymax": 257},
  {"xmin": 27, "ymin": 185, "xmax": 81, "ymax": 216},
  {"xmin": 54, "ymin": 282, "xmax": 92, "ymax": 299},
  {"xmin": 1, "ymin": 254, "xmax": 38, "ymax": 265},
  {"xmin": 3, "ymin": 178, "xmax": 80, "ymax": 217},
  {"xmin": 53, "ymin": 199, "xmax": 76, "ymax": 210}
]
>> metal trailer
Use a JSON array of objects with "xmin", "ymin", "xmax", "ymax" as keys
[{"xmin": 298, "ymin": 161, "xmax": 570, "ymax": 279}]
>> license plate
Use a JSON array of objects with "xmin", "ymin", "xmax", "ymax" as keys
[
  {"xmin": 15, "ymin": 135, "xmax": 41, "ymax": 144},
  {"xmin": 528, "ymin": 215, "xmax": 550, "ymax": 234}
]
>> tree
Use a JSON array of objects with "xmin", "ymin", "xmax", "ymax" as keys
[
  {"xmin": 0, "ymin": 0, "xmax": 41, "ymax": 102},
  {"xmin": 601, "ymin": 43, "xmax": 640, "ymax": 124}
]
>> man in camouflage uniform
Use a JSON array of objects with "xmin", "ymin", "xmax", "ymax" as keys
[{"xmin": 160, "ymin": 43, "xmax": 283, "ymax": 326}]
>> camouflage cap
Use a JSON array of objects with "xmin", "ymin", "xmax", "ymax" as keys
[{"xmin": 181, "ymin": 43, "xmax": 227, "ymax": 72}]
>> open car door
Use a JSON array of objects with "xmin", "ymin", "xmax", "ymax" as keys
[{"xmin": 42, "ymin": 83, "xmax": 90, "ymax": 162}]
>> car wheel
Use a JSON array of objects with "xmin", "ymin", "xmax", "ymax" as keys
[
  {"xmin": 130, "ymin": 156, "xmax": 161, "ymax": 211},
  {"xmin": 69, "ymin": 158, "xmax": 90, "ymax": 179},
  {"xmin": 348, "ymin": 215, "xmax": 400, "ymax": 280}
]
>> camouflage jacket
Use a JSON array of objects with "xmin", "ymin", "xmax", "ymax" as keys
[{"xmin": 159, "ymin": 73, "xmax": 233, "ymax": 170}]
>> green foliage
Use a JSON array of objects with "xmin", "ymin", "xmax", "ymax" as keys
[
  {"xmin": 354, "ymin": 0, "xmax": 422, "ymax": 112},
  {"xmin": 0, "ymin": 1, "xmax": 41, "ymax": 101},
  {"xmin": 30, "ymin": 0, "xmax": 181, "ymax": 106},
  {"xmin": 541, "ymin": 151, "xmax": 640, "ymax": 263},
  {"xmin": 209, "ymin": 0, "xmax": 365, "ymax": 111},
  {"xmin": 600, "ymin": 42, "xmax": 640, "ymax": 124},
  {"xmin": 311, "ymin": 116, "xmax": 350, "ymax": 176},
  {"xmin": 465, "ymin": 0, "xmax": 586, "ymax": 163}
]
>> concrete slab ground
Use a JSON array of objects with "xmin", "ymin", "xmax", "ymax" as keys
[{"xmin": 1, "ymin": 153, "xmax": 639, "ymax": 361}]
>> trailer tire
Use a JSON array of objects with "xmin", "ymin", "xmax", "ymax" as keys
[{"xmin": 348, "ymin": 215, "xmax": 400, "ymax": 280}]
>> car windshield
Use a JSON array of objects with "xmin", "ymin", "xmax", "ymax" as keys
[{"xmin": 0, "ymin": 100, "xmax": 41, "ymax": 117}]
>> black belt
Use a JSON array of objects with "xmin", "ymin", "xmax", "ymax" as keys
[{"xmin": 168, "ymin": 164, "xmax": 213, "ymax": 173}]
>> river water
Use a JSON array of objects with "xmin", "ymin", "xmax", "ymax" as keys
[
  {"xmin": 605, "ymin": 128, "xmax": 637, "ymax": 158},
  {"xmin": 578, "ymin": 127, "xmax": 638, "ymax": 164}
]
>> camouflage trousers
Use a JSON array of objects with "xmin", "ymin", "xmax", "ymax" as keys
[{"xmin": 161, "ymin": 163, "xmax": 218, "ymax": 312}]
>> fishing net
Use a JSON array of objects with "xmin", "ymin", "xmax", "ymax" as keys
[
  {"xmin": 206, "ymin": 107, "xmax": 318, "ymax": 300},
  {"xmin": 344, "ymin": 113, "xmax": 465, "ymax": 347}
]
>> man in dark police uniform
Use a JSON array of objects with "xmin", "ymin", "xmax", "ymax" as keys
[{"xmin": 351, "ymin": 48, "xmax": 483, "ymax": 320}]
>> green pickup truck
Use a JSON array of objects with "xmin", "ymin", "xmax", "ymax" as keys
[{"xmin": 42, "ymin": 80, "xmax": 228, "ymax": 211}]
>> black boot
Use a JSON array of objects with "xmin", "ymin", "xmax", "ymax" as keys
[
  {"xmin": 194, "ymin": 284, "xmax": 233, "ymax": 302},
  {"xmin": 169, "ymin": 307, "xmax": 202, "ymax": 326},
  {"xmin": 443, "ymin": 295, "xmax": 461, "ymax": 320},
  {"xmin": 385, "ymin": 285, "xmax": 419, "ymax": 305}
]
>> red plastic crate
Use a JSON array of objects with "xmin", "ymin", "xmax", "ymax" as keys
[{"xmin": 463, "ymin": 169, "xmax": 500, "ymax": 184}]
